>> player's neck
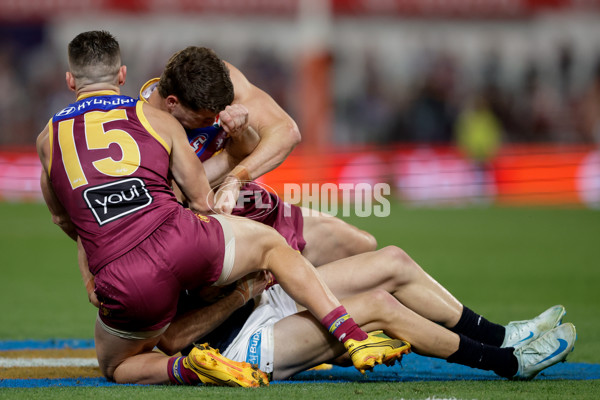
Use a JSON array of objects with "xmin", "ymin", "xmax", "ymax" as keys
[
  {"xmin": 147, "ymin": 90, "xmax": 169, "ymax": 111},
  {"xmin": 76, "ymin": 82, "xmax": 120, "ymax": 99}
]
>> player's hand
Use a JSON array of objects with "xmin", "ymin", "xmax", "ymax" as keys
[
  {"xmin": 89, "ymin": 292, "xmax": 100, "ymax": 308},
  {"xmin": 213, "ymin": 175, "xmax": 241, "ymax": 215},
  {"xmin": 233, "ymin": 271, "xmax": 270, "ymax": 304},
  {"xmin": 219, "ymin": 104, "xmax": 249, "ymax": 140},
  {"xmin": 265, "ymin": 271, "xmax": 277, "ymax": 289},
  {"xmin": 85, "ymin": 278, "xmax": 100, "ymax": 308}
]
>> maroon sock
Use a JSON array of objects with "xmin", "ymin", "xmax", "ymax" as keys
[
  {"xmin": 321, "ymin": 305, "xmax": 368, "ymax": 343},
  {"xmin": 167, "ymin": 356, "xmax": 202, "ymax": 385}
]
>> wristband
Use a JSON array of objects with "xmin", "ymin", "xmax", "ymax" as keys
[
  {"xmin": 233, "ymin": 288, "xmax": 249, "ymax": 304},
  {"xmin": 233, "ymin": 280, "xmax": 252, "ymax": 304},
  {"xmin": 85, "ymin": 278, "xmax": 95, "ymax": 294},
  {"xmin": 228, "ymin": 165, "xmax": 250, "ymax": 183}
]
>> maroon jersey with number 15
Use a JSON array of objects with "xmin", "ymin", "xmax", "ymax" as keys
[{"xmin": 48, "ymin": 90, "xmax": 180, "ymax": 273}]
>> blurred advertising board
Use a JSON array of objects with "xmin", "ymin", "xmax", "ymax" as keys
[
  {"xmin": 2, "ymin": 144, "xmax": 598, "ymax": 207},
  {"xmin": 258, "ymin": 144, "xmax": 600, "ymax": 208},
  {"xmin": 0, "ymin": 150, "xmax": 43, "ymax": 202},
  {"xmin": 331, "ymin": 0, "xmax": 600, "ymax": 17},
  {"xmin": 1, "ymin": 0, "xmax": 598, "ymax": 21}
]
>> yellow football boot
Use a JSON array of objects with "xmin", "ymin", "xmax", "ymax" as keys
[
  {"xmin": 344, "ymin": 331, "xmax": 411, "ymax": 374},
  {"xmin": 185, "ymin": 343, "xmax": 269, "ymax": 387}
]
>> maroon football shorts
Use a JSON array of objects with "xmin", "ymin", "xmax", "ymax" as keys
[
  {"xmin": 231, "ymin": 182, "xmax": 306, "ymax": 252},
  {"xmin": 94, "ymin": 207, "xmax": 226, "ymax": 334}
]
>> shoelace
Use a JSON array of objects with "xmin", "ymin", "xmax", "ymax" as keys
[
  {"xmin": 506, "ymin": 318, "xmax": 538, "ymax": 342},
  {"xmin": 506, "ymin": 322, "xmax": 528, "ymax": 342}
]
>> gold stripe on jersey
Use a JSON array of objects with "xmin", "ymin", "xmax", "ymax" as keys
[
  {"xmin": 139, "ymin": 78, "xmax": 160, "ymax": 102},
  {"xmin": 136, "ymin": 101, "xmax": 170, "ymax": 154},
  {"xmin": 47, "ymin": 118, "xmax": 54, "ymax": 175},
  {"xmin": 76, "ymin": 90, "xmax": 118, "ymax": 101}
]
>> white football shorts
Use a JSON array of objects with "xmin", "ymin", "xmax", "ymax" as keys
[{"xmin": 221, "ymin": 284, "xmax": 298, "ymax": 374}]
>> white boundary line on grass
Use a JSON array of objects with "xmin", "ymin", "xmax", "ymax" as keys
[{"xmin": 0, "ymin": 357, "xmax": 98, "ymax": 367}]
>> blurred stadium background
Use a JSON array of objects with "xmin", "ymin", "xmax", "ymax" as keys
[
  {"xmin": 1, "ymin": 0, "xmax": 600, "ymax": 207},
  {"xmin": 1, "ymin": 4, "xmax": 600, "ymax": 396}
]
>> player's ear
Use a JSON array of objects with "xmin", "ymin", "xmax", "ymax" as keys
[
  {"xmin": 118, "ymin": 65, "xmax": 127, "ymax": 86},
  {"xmin": 165, "ymin": 95, "xmax": 180, "ymax": 112},
  {"xmin": 65, "ymin": 72, "xmax": 76, "ymax": 92}
]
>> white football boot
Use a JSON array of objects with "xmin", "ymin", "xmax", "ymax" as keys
[
  {"xmin": 502, "ymin": 305, "xmax": 566, "ymax": 349},
  {"xmin": 512, "ymin": 322, "xmax": 576, "ymax": 380}
]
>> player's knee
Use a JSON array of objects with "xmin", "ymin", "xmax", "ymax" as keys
[
  {"xmin": 263, "ymin": 228, "xmax": 301, "ymax": 267},
  {"xmin": 377, "ymin": 246, "xmax": 421, "ymax": 281},
  {"xmin": 367, "ymin": 288, "xmax": 395, "ymax": 304},
  {"xmin": 335, "ymin": 223, "xmax": 377, "ymax": 257},
  {"xmin": 378, "ymin": 245, "xmax": 411, "ymax": 264},
  {"xmin": 364, "ymin": 289, "xmax": 399, "ymax": 321},
  {"xmin": 354, "ymin": 229, "xmax": 377, "ymax": 253},
  {"xmin": 99, "ymin": 362, "xmax": 117, "ymax": 382}
]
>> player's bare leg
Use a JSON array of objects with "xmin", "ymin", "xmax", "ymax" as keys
[
  {"xmin": 315, "ymin": 245, "xmax": 464, "ymax": 328},
  {"xmin": 95, "ymin": 318, "xmax": 268, "ymax": 386},
  {"xmin": 301, "ymin": 209, "xmax": 377, "ymax": 266},
  {"xmin": 216, "ymin": 215, "xmax": 408, "ymax": 372},
  {"xmin": 94, "ymin": 318, "xmax": 169, "ymax": 384},
  {"xmin": 273, "ymin": 289, "xmax": 457, "ymax": 380},
  {"xmin": 314, "ymin": 246, "xmax": 566, "ymax": 353},
  {"xmin": 215, "ymin": 214, "xmax": 342, "ymax": 321},
  {"xmin": 272, "ymin": 289, "xmax": 573, "ymax": 381}
]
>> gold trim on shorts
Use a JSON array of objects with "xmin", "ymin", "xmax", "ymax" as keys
[{"xmin": 97, "ymin": 315, "xmax": 169, "ymax": 340}]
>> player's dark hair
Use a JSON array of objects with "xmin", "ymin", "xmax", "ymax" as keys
[
  {"xmin": 158, "ymin": 46, "xmax": 234, "ymax": 113},
  {"xmin": 68, "ymin": 30, "xmax": 121, "ymax": 83}
]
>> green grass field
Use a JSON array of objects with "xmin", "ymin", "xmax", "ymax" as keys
[{"xmin": 1, "ymin": 201, "xmax": 599, "ymax": 399}]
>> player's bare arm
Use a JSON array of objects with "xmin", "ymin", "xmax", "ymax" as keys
[
  {"xmin": 211, "ymin": 122, "xmax": 261, "ymax": 214},
  {"xmin": 142, "ymin": 102, "xmax": 214, "ymax": 214},
  {"xmin": 36, "ymin": 124, "xmax": 78, "ymax": 240},
  {"xmin": 207, "ymin": 104, "xmax": 260, "ymax": 214},
  {"xmin": 224, "ymin": 123, "xmax": 260, "ymax": 164},
  {"xmin": 77, "ymin": 238, "xmax": 99, "ymax": 307},
  {"xmin": 226, "ymin": 61, "xmax": 301, "ymax": 181},
  {"xmin": 202, "ymin": 106, "xmax": 261, "ymax": 185},
  {"xmin": 158, "ymin": 272, "xmax": 269, "ymax": 355},
  {"xmin": 38, "ymin": 123, "xmax": 97, "ymax": 307},
  {"xmin": 202, "ymin": 151, "xmax": 235, "ymax": 186}
]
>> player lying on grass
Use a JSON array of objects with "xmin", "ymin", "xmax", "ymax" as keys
[
  {"xmin": 140, "ymin": 46, "xmax": 377, "ymax": 265},
  {"xmin": 157, "ymin": 246, "xmax": 576, "ymax": 381},
  {"xmin": 39, "ymin": 30, "xmax": 410, "ymax": 388}
]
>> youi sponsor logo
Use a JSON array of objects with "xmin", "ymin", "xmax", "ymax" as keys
[{"xmin": 83, "ymin": 178, "xmax": 153, "ymax": 225}]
